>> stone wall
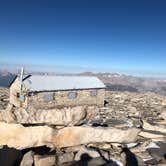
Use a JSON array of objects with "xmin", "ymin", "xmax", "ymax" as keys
[
  {"xmin": 0, "ymin": 87, "xmax": 9, "ymax": 109},
  {"xmin": 9, "ymin": 77, "xmax": 28, "ymax": 108},
  {"xmin": 27, "ymin": 89, "xmax": 105, "ymax": 109},
  {"xmin": 10, "ymin": 78, "xmax": 105, "ymax": 109}
]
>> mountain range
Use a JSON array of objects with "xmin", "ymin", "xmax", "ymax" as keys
[{"xmin": 0, "ymin": 70, "xmax": 166, "ymax": 95}]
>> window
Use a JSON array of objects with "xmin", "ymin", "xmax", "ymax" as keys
[
  {"xmin": 43, "ymin": 93, "xmax": 54, "ymax": 102},
  {"xmin": 68, "ymin": 92, "xmax": 77, "ymax": 99},
  {"xmin": 90, "ymin": 90, "xmax": 97, "ymax": 97}
]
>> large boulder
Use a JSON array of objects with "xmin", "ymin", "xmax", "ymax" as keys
[
  {"xmin": 1, "ymin": 105, "xmax": 87, "ymax": 126},
  {"xmin": 0, "ymin": 122, "xmax": 54, "ymax": 149},
  {"xmin": 53, "ymin": 127, "xmax": 140, "ymax": 148}
]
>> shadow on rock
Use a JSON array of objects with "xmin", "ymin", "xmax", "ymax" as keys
[
  {"xmin": 164, "ymin": 153, "xmax": 166, "ymax": 159},
  {"xmin": 69, "ymin": 153, "xmax": 92, "ymax": 166},
  {"xmin": 95, "ymin": 147, "xmax": 121, "ymax": 166},
  {"xmin": 121, "ymin": 147, "xmax": 138, "ymax": 166},
  {"xmin": 0, "ymin": 145, "xmax": 23, "ymax": 166}
]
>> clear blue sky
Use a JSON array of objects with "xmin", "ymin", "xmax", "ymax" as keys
[{"xmin": 0, "ymin": 0, "xmax": 166, "ymax": 77}]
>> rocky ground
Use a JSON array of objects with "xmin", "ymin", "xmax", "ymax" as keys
[{"xmin": 0, "ymin": 88, "xmax": 166, "ymax": 166}]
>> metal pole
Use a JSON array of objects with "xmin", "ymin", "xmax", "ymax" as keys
[{"xmin": 20, "ymin": 67, "xmax": 24, "ymax": 93}]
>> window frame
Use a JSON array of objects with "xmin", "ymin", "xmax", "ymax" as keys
[
  {"xmin": 90, "ymin": 90, "xmax": 97, "ymax": 97},
  {"xmin": 43, "ymin": 93, "xmax": 54, "ymax": 102},
  {"xmin": 68, "ymin": 91, "xmax": 77, "ymax": 99}
]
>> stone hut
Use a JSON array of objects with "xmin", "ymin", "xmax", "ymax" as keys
[{"xmin": 10, "ymin": 75, "xmax": 105, "ymax": 109}]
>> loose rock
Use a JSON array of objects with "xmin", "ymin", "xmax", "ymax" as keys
[
  {"xmin": 34, "ymin": 155, "xmax": 55, "ymax": 166},
  {"xmin": 20, "ymin": 151, "xmax": 34, "ymax": 166}
]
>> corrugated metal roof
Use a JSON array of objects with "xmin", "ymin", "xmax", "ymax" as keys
[{"xmin": 23, "ymin": 75, "xmax": 105, "ymax": 91}]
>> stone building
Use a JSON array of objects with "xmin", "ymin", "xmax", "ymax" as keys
[{"xmin": 9, "ymin": 75, "xmax": 105, "ymax": 109}]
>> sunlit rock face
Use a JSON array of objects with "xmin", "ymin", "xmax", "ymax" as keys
[
  {"xmin": 0, "ymin": 122, "xmax": 140, "ymax": 150},
  {"xmin": 53, "ymin": 127, "xmax": 140, "ymax": 148},
  {"xmin": 0, "ymin": 122, "xmax": 55, "ymax": 149},
  {"xmin": 0, "ymin": 105, "xmax": 87, "ymax": 126}
]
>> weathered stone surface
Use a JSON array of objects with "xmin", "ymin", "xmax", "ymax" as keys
[
  {"xmin": 160, "ymin": 110, "xmax": 166, "ymax": 121},
  {"xmin": 87, "ymin": 143, "xmax": 111, "ymax": 150},
  {"xmin": 1, "ymin": 106, "xmax": 87, "ymax": 126},
  {"xmin": 139, "ymin": 131, "xmax": 165, "ymax": 139},
  {"xmin": 0, "ymin": 122, "xmax": 141, "ymax": 151},
  {"xmin": 147, "ymin": 142, "xmax": 166, "ymax": 164},
  {"xmin": 0, "ymin": 87, "xmax": 9, "ymax": 110},
  {"xmin": 129, "ymin": 140, "xmax": 151, "ymax": 153},
  {"xmin": 142, "ymin": 120, "xmax": 166, "ymax": 134},
  {"xmin": 152, "ymin": 137, "xmax": 166, "ymax": 142},
  {"xmin": 28, "ymin": 88, "xmax": 105, "ymax": 109},
  {"xmin": 34, "ymin": 155, "xmax": 55, "ymax": 166},
  {"xmin": 54, "ymin": 127, "xmax": 140, "ymax": 148},
  {"xmin": 105, "ymin": 91, "xmax": 165, "ymax": 121},
  {"xmin": 20, "ymin": 151, "xmax": 34, "ymax": 166},
  {"xmin": 61, "ymin": 145, "xmax": 82, "ymax": 153},
  {"xmin": 162, "ymin": 99, "xmax": 166, "ymax": 107},
  {"xmin": 0, "ymin": 104, "xmax": 15, "ymax": 123},
  {"xmin": 86, "ymin": 106, "xmax": 99, "ymax": 120},
  {"xmin": 57, "ymin": 152, "xmax": 74, "ymax": 164},
  {"xmin": 147, "ymin": 148, "xmax": 166, "ymax": 164},
  {"xmin": 0, "ymin": 122, "xmax": 54, "ymax": 149}
]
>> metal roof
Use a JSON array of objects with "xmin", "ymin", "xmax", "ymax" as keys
[{"xmin": 23, "ymin": 75, "xmax": 105, "ymax": 91}]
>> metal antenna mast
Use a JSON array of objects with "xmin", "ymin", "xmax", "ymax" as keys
[{"xmin": 19, "ymin": 67, "xmax": 24, "ymax": 93}]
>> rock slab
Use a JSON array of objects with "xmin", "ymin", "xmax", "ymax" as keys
[
  {"xmin": 54, "ymin": 127, "xmax": 140, "ymax": 148},
  {"xmin": 0, "ymin": 105, "xmax": 87, "ymax": 126},
  {"xmin": 0, "ymin": 122, "xmax": 54, "ymax": 149}
]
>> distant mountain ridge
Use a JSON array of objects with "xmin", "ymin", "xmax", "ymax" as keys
[
  {"xmin": 79, "ymin": 72, "xmax": 166, "ymax": 95},
  {"xmin": 0, "ymin": 71, "xmax": 16, "ymax": 87},
  {"xmin": 0, "ymin": 70, "xmax": 166, "ymax": 95}
]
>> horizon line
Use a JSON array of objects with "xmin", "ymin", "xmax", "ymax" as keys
[{"xmin": 0, "ymin": 62, "xmax": 166, "ymax": 79}]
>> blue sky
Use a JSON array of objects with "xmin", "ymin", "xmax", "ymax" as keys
[{"xmin": 0, "ymin": 0, "xmax": 166, "ymax": 77}]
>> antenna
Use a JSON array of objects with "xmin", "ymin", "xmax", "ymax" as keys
[{"xmin": 19, "ymin": 67, "xmax": 24, "ymax": 93}]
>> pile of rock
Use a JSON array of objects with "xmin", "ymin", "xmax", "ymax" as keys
[
  {"xmin": 0, "ymin": 122, "xmax": 140, "ymax": 166},
  {"xmin": 0, "ymin": 90, "xmax": 165, "ymax": 166},
  {"xmin": 100, "ymin": 91, "xmax": 166, "ymax": 127},
  {"xmin": 105, "ymin": 91, "xmax": 165, "ymax": 119}
]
